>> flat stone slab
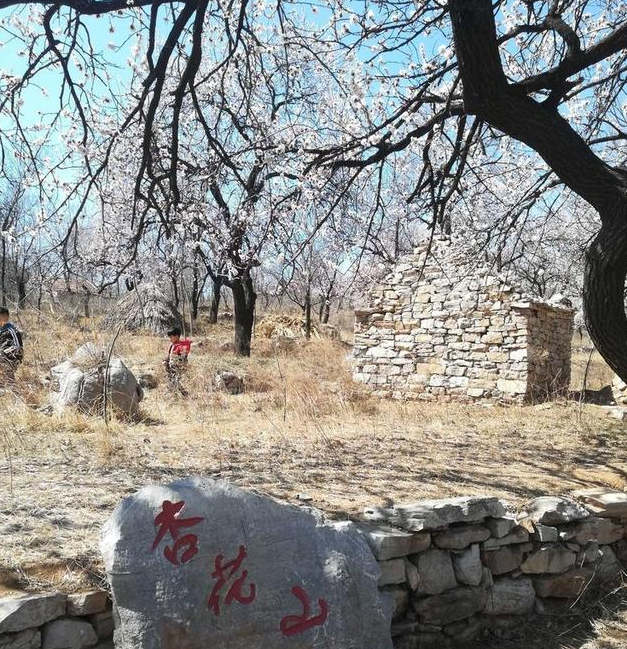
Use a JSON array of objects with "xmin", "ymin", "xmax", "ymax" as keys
[
  {"xmin": 101, "ymin": 478, "xmax": 392, "ymax": 649},
  {"xmin": 355, "ymin": 523, "xmax": 430, "ymax": 560},
  {"xmin": 0, "ymin": 594, "xmax": 66, "ymax": 634},
  {"xmin": 573, "ymin": 489, "xmax": 627, "ymax": 518},
  {"xmin": 363, "ymin": 496, "xmax": 507, "ymax": 532},
  {"xmin": 66, "ymin": 592, "xmax": 109, "ymax": 617}
]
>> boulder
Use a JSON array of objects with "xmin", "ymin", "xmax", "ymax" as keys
[
  {"xmin": 42, "ymin": 618, "xmax": 98, "ymax": 649},
  {"xmin": 214, "ymin": 370, "xmax": 245, "ymax": 395},
  {"xmin": 483, "ymin": 577, "xmax": 535, "ymax": 615},
  {"xmin": 100, "ymin": 478, "xmax": 392, "ymax": 649},
  {"xmin": 50, "ymin": 346, "xmax": 143, "ymax": 416},
  {"xmin": 519, "ymin": 497, "xmax": 589, "ymax": 526},
  {"xmin": 573, "ymin": 488, "xmax": 627, "ymax": 518},
  {"xmin": 364, "ymin": 496, "xmax": 507, "ymax": 532},
  {"xmin": 0, "ymin": 594, "xmax": 66, "ymax": 634}
]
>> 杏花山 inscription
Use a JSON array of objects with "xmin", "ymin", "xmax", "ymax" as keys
[{"xmin": 100, "ymin": 478, "xmax": 392, "ymax": 649}]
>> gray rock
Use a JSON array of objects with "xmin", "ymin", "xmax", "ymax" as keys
[
  {"xmin": 521, "ymin": 546, "xmax": 576, "ymax": 574},
  {"xmin": 66, "ymin": 592, "xmax": 108, "ymax": 617},
  {"xmin": 101, "ymin": 478, "xmax": 392, "ymax": 649},
  {"xmin": 482, "ymin": 525, "xmax": 529, "ymax": 548},
  {"xmin": 88, "ymin": 612, "xmax": 113, "ymax": 640},
  {"xmin": 356, "ymin": 523, "xmax": 430, "ymax": 560},
  {"xmin": 484, "ymin": 577, "xmax": 535, "ymax": 615},
  {"xmin": 380, "ymin": 587, "xmax": 409, "ymax": 621},
  {"xmin": 0, "ymin": 595, "xmax": 66, "ymax": 634},
  {"xmin": 410, "ymin": 549, "xmax": 457, "ymax": 595},
  {"xmin": 51, "ymin": 346, "xmax": 143, "ymax": 415},
  {"xmin": 484, "ymin": 518, "xmax": 516, "ymax": 539},
  {"xmin": 533, "ymin": 568, "xmax": 594, "ymax": 598},
  {"xmin": 530, "ymin": 524, "xmax": 558, "ymax": 542},
  {"xmin": 519, "ymin": 497, "xmax": 589, "ymax": 526},
  {"xmin": 596, "ymin": 546, "xmax": 622, "ymax": 578},
  {"xmin": 42, "ymin": 618, "xmax": 97, "ymax": 649},
  {"xmin": 433, "ymin": 524, "xmax": 490, "ymax": 550},
  {"xmin": 137, "ymin": 373, "xmax": 158, "ymax": 390},
  {"xmin": 0, "ymin": 629, "xmax": 41, "ymax": 649},
  {"xmin": 364, "ymin": 496, "xmax": 507, "ymax": 532},
  {"xmin": 413, "ymin": 586, "xmax": 486, "ymax": 625},
  {"xmin": 214, "ymin": 370, "xmax": 245, "ymax": 394},
  {"xmin": 573, "ymin": 489, "xmax": 627, "ymax": 518},
  {"xmin": 404, "ymin": 558, "xmax": 420, "ymax": 591},
  {"xmin": 378, "ymin": 559, "xmax": 406, "ymax": 586},
  {"xmin": 558, "ymin": 518, "xmax": 624, "ymax": 545},
  {"xmin": 480, "ymin": 546, "xmax": 525, "ymax": 575},
  {"xmin": 452, "ymin": 544, "xmax": 482, "ymax": 586}
]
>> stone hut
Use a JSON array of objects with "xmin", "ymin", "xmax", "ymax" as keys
[{"xmin": 353, "ymin": 237, "xmax": 574, "ymax": 402}]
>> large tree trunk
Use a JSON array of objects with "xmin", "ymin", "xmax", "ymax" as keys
[
  {"xmin": 450, "ymin": 0, "xmax": 627, "ymax": 380},
  {"xmin": 304, "ymin": 283, "xmax": 312, "ymax": 339},
  {"xmin": 209, "ymin": 276, "xmax": 223, "ymax": 324},
  {"xmin": 231, "ymin": 272, "xmax": 256, "ymax": 356}
]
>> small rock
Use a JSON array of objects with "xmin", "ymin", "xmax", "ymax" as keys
[
  {"xmin": 434, "ymin": 524, "xmax": 490, "ymax": 550},
  {"xmin": 530, "ymin": 524, "xmax": 558, "ymax": 543},
  {"xmin": 484, "ymin": 517, "xmax": 516, "ymax": 539},
  {"xmin": 452, "ymin": 544, "xmax": 483, "ymax": 586},
  {"xmin": 484, "ymin": 577, "xmax": 535, "ymax": 615},
  {"xmin": 520, "ymin": 546, "xmax": 576, "ymax": 574},
  {"xmin": 356, "ymin": 523, "xmax": 430, "ymax": 561},
  {"xmin": 378, "ymin": 558, "xmax": 406, "ymax": 587},
  {"xmin": 519, "ymin": 497, "xmax": 590, "ymax": 526},
  {"xmin": 410, "ymin": 549, "xmax": 457, "ymax": 595},
  {"xmin": 66, "ymin": 592, "xmax": 108, "ymax": 617},
  {"xmin": 42, "ymin": 618, "xmax": 98, "ymax": 649},
  {"xmin": 137, "ymin": 373, "xmax": 158, "ymax": 390},
  {"xmin": 214, "ymin": 370, "xmax": 245, "ymax": 395},
  {"xmin": 413, "ymin": 586, "xmax": 486, "ymax": 625}
]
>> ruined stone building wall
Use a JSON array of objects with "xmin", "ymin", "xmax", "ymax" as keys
[{"xmin": 353, "ymin": 237, "xmax": 573, "ymax": 401}]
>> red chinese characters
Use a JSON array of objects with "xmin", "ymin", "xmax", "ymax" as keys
[
  {"xmin": 280, "ymin": 586, "xmax": 329, "ymax": 637},
  {"xmin": 208, "ymin": 545, "xmax": 256, "ymax": 615},
  {"xmin": 152, "ymin": 500, "xmax": 204, "ymax": 566}
]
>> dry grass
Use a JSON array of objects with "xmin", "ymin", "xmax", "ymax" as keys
[{"xmin": 2, "ymin": 312, "xmax": 627, "ymax": 648}]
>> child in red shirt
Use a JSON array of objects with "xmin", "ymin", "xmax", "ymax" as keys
[{"xmin": 164, "ymin": 327, "xmax": 191, "ymax": 394}]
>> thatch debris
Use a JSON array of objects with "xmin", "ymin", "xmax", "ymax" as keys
[{"xmin": 102, "ymin": 284, "xmax": 182, "ymax": 334}]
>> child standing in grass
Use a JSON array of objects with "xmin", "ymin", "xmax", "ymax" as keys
[
  {"xmin": 0, "ymin": 307, "xmax": 23, "ymax": 384},
  {"xmin": 163, "ymin": 327, "xmax": 190, "ymax": 395}
]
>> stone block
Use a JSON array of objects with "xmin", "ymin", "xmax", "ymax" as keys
[
  {"xmin": 519, "ymin": 496, "xmax": 590, "ymax": 526},
  {"xmin": 404, "ymin": 558, "xmax": 420, "ymax": 591},
  {"xmin": 88, "ymin": 612, "xmax": 113, "ymax": 640},
  {"xmin": 558, "ymin": 518, "xmax": 624, "ymax": 545},
  {"xmin": 482, "ymin": 526, "xmax": 529, "ymax": 548},
  {"xmin": 452, "ymin": 544, "xmax": 483, "ymax": 586},
  {"xmin": 533, "ymin": 568, "xmax": 594, "ymax": 598},
  {"xmin": 0, "ymin": 629, "xmax": 41, "ymax": 649},
  {"xmin": 410, "ymin": 549, "xmax": 457, "ymax": 595},
  {"xmin": 0, "ymin": 595, "xmax": 67, "ymax": 635},
  {"xmin": 480, "ymin": 546, "xmax": 524, "ymax": 575},
  {"xmin": 433, "ymin": 524, "xmax": 490, "ymax": 550},
  {"xmin": 413, "ymin": 586, "xmax": 486, "ymax": 625},
  {"xmin": 573, "ymin": 489, "xmax": 627, "ymax": 518},
  {"xmin": 520, "ymin": 546, "xmax": 576, "ymax": 574},
  {"xmin": 378, "ymin": 558, "xmax": 406, "ymax": 586},
  {"xmin": 42, "ymin": 619, "xmax": 98, "ymax": 649},
  {"xmin": 483, "ymin": 577, "xmax": 535, "ymax": 615},
  {"xmin": 66, "ymin": 593, "xmax": 108, "ymax": 617},
  {"xmin": 363, "ymin": 496, "xmax": 507, "ymax": 532},
  {"xmin": 484, "ymin": 518, "xmax": 516, "ymax": 539},
  {"xmin": 496, "ymin": 379, "xmax": 527, "ymax": 395},
  {"xmin": 381, "ymin": 586, "xmax": 409, "ymax": 621},
  {"xmin": 356, "ymin": 523, "xmax": 431, "ymax": 561}
]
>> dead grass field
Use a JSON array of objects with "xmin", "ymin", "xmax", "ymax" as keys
[{"xmin": 2, "ymin": 312, "xmax": 627, "ymax": 644}]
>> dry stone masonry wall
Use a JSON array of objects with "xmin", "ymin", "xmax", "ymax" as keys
[
  {"xmin": 354, "ymin": 237, "xmax": 574, "ymax": 402},
  {"xmin": 362, "ymin": 489, "xmax": 627, "ymax": 647},
  {"xmin": 3, "ymin": 484, "xmax": 625, "ymax": 649}
]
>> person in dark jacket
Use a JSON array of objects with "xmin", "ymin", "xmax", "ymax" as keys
[{"xmin": 0, "ymin": 307, "xmax": 23, "ymax": 382}]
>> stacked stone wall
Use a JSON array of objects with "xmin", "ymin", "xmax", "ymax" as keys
[
  {"xmin": 354, "ymin": 237, "xmax": 574, "ymax": 401},
  {"xmin": 362, "ymin": 489, "xmax": 627, "ymax": 647}
]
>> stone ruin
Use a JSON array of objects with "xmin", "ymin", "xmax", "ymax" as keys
[{"xmin": 354, "ymin": 236, "xmax": 574, "ymax": 402}]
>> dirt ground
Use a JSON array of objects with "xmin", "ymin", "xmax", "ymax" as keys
[{"xmin": 1, "ymin": 314, "xmax": 627, "ymax": 648}]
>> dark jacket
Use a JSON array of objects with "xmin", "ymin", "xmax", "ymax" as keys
[{"xmin": 0, "ymin": 323, "xmax": 23, "ymax": 364}]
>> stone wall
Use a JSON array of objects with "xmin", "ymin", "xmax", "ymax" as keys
[
  {"xmin": 3, "ymin": 488, "xmax": 625, "ymax": 649},
  {"xmin": 362, "ymin": 489, "xmax": 627, "ymax": 647},
  {"xmin": 354, "ymin": 237, "xmax": 574, "ymax": 402},
  {"xmin": 0, "ymin": 591, "xmax": 112, "ymax": 649}
]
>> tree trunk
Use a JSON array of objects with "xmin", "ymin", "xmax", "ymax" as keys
[
  {"xmin": 231, "ymin": 272, "xmax": 256, "ymax": 356},
  {"xmin": 450, "ymin": 0, "xmax": 627, "ymax": 380},
  {"xmin": 304, "ymin": 284, "xmax": 312, "ymax": 339},
  {"xmin": 209, "ymin": 276, "xmax": 223, "ymax": 324},
  {"xmin": 321, "ymin": 300, "xmax": 330, "ymax": 325}
]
